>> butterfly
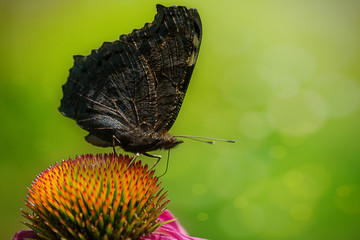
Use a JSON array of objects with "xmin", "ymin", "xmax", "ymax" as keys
[{"xmin": 59, "ymin": 4, "xmax": 202, "ymax": 161}]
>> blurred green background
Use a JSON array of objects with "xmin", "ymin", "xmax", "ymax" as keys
[{"xmin": 1, "ymin": 0, "xmax": 360, "ymax": 239}]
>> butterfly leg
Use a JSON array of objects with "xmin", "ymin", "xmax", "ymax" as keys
[
  {"xmin": 143, "ymin": 152, "xmax": 162, "ymax": 171},
  {"xmin": 112, "ymin": 135, "xmax": 121, "ymax": 155},
  {"xmin": 158, "ymin": 150, "xmax": 170, "ymax": 178},
  {"xmin": 127, "ymin": 152, "xmax": 140, "ymax": 169}
]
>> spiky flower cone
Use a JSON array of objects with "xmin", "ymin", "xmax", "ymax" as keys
[{"xmin": 21, "ymin": 153, "xmax": 169, "ymax": 240}]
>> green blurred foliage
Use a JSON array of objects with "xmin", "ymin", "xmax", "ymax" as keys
[{"xmin": 1, "ymin": 0, "xmax": 360, "ymax": 239}]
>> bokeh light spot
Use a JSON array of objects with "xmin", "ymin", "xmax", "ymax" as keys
[
  {"xmin": 283, "ymin": 170, "xmax": 304, "ymax": 188},
  {"xmin": 239, "ymin": 111, "xmax": 273, "ymax": 140},
  {"xmin": 335, "ymin": 185, "xmax": 360, "ymax": 214},
  {"xmin": 270, "ymin": 145, "xmax": 287, "ymax": 159},
  {"xmin": 259, "ymin": 45, "xmax": 316, "ymax": 86},
  {"xmin": 269, "ymin": 165, "xmax": 330, "ymax": 209},
  {"xmin": 234, "ymin": 196, "xmax": 249, "ymax": 209},
  {"xmin": 218, "ymin": 204, "xmax": 266, "ymax": 238},
  {"xmin": 280, "ymin": 134, "xmax": 307, "ymax": 146},
  {"xmin": 221, "ymin": 64, "xmax": 272, "ymax": 108},
  {"xmin": 310, "ymin": 74, "xmax": 360, "ymax": 118},
  {"xmin": 192, "ymin": 183, "xmax": 207, "ymax": 196},
  {"xmin": 206, "ymin": 159, "xmax": 243, "ymax": 198},
  {"xmin": 211, "ymin": 21, "xmax": 255, "ymax": 55},
  {"xmin": 286, "ymin": 165, "xmax": 331, "ymax": 200},
  {"xmin": 259, "ymin": 203, "xmax": 305, "ymax": 237},
  {"xmin": 197, "ymin": 212, "xmax": 209, "ymax": 221},
  {"xmin": 267, "ymin": 90, "xmax": 327, "ymax": 136},
  {"xmin": 336, "ymin": 185, "xmax": 352, "ymax": 197},
  {"xmin": 270, "ymin": 76, "xmax": 300, "ymax": 98},
  {"xmin": 290, "ymin": 204, "xmax": 312, "ymax": 221}
]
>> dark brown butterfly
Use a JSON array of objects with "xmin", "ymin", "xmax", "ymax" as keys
[{"xmin": 59, "ymin": 5, "xmax": 202, "ymax": 160}]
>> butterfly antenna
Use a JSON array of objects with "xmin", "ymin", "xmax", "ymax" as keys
[{"xmin": 175, "ymin": 135, "xmax": 236, "ymax": 144}]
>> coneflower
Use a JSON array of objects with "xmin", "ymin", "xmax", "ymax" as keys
[{"xmin": 12, "ymin": 153, "xmax": 205, "ymax": 240}]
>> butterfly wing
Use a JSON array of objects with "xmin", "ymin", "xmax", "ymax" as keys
[
  {"xmin": 120, "ymin": 4, "xmax": 202, "ymax": 133},
  {"xmin": 59, "ymin": 4, "xmax": 202, "ymax": 147},
  {"xmin": 59, "ymin": 41, "xmax": 159, "ymax": 144}
]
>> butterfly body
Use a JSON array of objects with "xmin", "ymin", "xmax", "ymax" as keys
[
  {"xmin": 85, "ymin": 129, "xmax": 183, "ymax": 153},
  {"xmin": 59, "ymin": 5, "xmax": 202, "ymax": 155}
]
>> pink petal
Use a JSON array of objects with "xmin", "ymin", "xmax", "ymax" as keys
[
  {"xmin": 12, "ymin": 230, "xmax": 40, "ymax": 240},
  {"xmin": 140, "ymin": 210, "xmax": 207, "ymax": 240}
]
